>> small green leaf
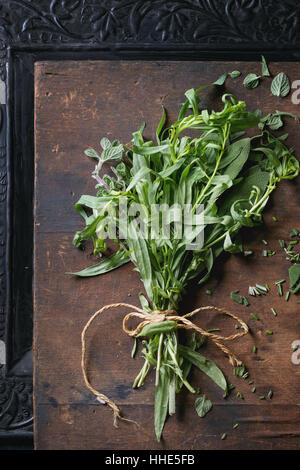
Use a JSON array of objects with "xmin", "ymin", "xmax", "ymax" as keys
[
  {"xmin": 271, "ymin": 72, "xmax": 290, "ymax": 97},
  {"xmin": 261, "ymin": 56, "xmax": 271, "ymax": 77},
  {"xmin": 243, "ymin": 73, "xmax": 260, "ymax": 89},
  {"xmin": 290, "ymin": 228, "xmax": 300, "ymax": 237},
  {"xmin": 213, "ymin": 73, "xmax": 227, "ymax": 86},
  {"xmin": 184, "ymin": 88, "xmax": 200, "ymax": 115},
  {"xmin": 100, "ymin": 137, "xmax": 111, "ymax": 149},
  {"xmin": 195, "ymin": 395, "xmax": 213, "ymax": 418},
  {"xmin": 72, "ymin": 215, "xmax": 103, "ymax": 248},
  {"xmin": 233, "ymin": 364, "xmax": 247, "ymax": 377},
  {"xmin": 229, "ymin": 71, "xmax": 241, "ymax": 79},
  {"xmin": 264, "ymin": 114, "xmax": 283, "ymax": 130},
  {"xmin": 84, "ymin": 148, "xmax": 101, "ymax": 159},
  {"xmin": 230, "ymin": 290, "xmax": 244, "ymax": 304},
  {"xmin": 289, "ymin": 263, "xmax": 300, "ymax": 293},
  {"xmin": 138, "ymin": 293, "xmax": 151, "ymax": 312}
]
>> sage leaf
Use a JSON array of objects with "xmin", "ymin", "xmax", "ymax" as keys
[
  {"xmin": 220, "ymin": 166, "xmax": 270, "ymax": 215},
  {"xmin": 195, "ymin": 395, "xmax": 213, "ymax": 418},
  {"xmin": 101, "ymin": 141, "xmax": 123, "ymax": 162},
  {"xmin": 289, "ymin": 263, "xmax": 300, "ymax": 293},
  {"xmin": 100, "ymin": 137, "xmax": 111, "ymax": 149},
  {"xmin": 223, "ymin": 138, "xmax": 250, "ymax": 180},
  {"xmin": 271, "ymin": 72, "xmax": 290, "ymax": 97},
  {"xmin": 84, "ymin": 148, "xmax": 101, "ymax": 159}
]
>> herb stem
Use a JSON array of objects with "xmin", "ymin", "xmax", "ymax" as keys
[{"xmin": 155, "ymin": 333, "xmax": 164, "ymax": 387}]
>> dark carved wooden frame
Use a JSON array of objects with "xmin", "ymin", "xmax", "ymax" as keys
[{"xmin": 1, "ymin": 0, "xmax": 300, "ymax": 450}]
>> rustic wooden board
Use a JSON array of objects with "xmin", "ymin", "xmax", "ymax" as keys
[{"xmin": 34, "ymin": 61, "xmax": 300, "ymax": 450}]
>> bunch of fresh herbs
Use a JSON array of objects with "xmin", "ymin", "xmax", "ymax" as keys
[{"xmin": 69, "ymin": 81, "xmax": 299, "ymax": 441}]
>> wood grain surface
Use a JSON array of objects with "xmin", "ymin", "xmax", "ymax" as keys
[{"xmin": 34, "ymin": 61, "xmax": 300, "ymax": 450}]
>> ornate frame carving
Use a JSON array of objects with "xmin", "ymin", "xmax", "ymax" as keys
[{"xmin": 0, "ymin": 0, "xmax": 299, "ymax": 449}]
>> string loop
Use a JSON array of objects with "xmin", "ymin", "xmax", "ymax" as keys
[{"xmin": 81, "ymin": 302, "xmax": 248, "ymax": 427}]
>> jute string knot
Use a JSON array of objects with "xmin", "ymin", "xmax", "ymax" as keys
[{"xmin": 81, "ymin": 302, "xmax": 248, "ymax": 428}]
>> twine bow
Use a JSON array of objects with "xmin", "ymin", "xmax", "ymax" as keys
[{"xmin": 81, "ymin": 302, "xmax": 249, "ymax": 427}]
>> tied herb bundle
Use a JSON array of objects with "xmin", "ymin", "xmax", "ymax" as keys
[{"xmin": 70, "ymin": 83, "xmax": 299, "ymax": 441}]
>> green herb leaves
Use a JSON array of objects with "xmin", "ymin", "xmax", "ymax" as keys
[
  {"xmin": 258, "ymin": 110, "xmax": 299, "ymax": 131},
  {"xmin": 67, "ymin": 249, "xmax": 130, "ymax": 277},
  {"xmin": 137, "ymin": 321, "xmax": 177, "ymax": 338},
  {"xmin": 261, "ymin": 56, "xmax": 271, "ymax": 77},
  {"xmin": 241, "ymin": 58, "xmax": 293, "ymax": 100},
  {"xmin": 85, "ymin": 138, "xmax": 123, "ymax": 163},
  {"xmin": 213, "ymin": 73, "xmax": 228, "ymax": 86},
  {"xmin": 229, "ymin": 71, "xmax": 241, "ymax": 79},
  {"xmin": 71, "ymin": 76, "xmax": 300, "ymax": 442},
  {"xmin": 289, "ymin": 264, "xmax": 300, "ymax": 293},
  {"xmin": 195, "ymin": 395, "xmax": 213, "ymax": 418},
  {"xmin": 271, "ymin": 72, "xmax": 291, "ymax": 97},
  {"xmin": 230, "ymin": 290, "xmax": 249, "ymax": 306},
  {"xmin": 154, "ymin": 365, "xmax": 170, "ymax": 442},
  {"xmin": 179, "ymin": 345, "xmax": 228, "ymax": 392},
  {"xmin": 243, "ymin": 73, "xmax": 260, "ymax": 89}
]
